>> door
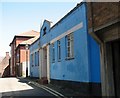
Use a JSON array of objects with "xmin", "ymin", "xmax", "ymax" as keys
[{"xmin": 43, "ymin": 47, "xmax": 47, "ymax": 78}]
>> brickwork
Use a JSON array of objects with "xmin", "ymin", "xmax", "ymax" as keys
[
  {"xmin": 87, "ymin": 2, "xmax": 119, "ymax": 29},
  {"xmin": 10, "ymin": 34, "xmax": 38, "ymax": 76},
  {"xmin": 87, "ymin": 2, "xmax": 120, "ymax": 96},
  {"xmin": 16, "ymin": 37, "xmax": 31, "ymax": 47}
]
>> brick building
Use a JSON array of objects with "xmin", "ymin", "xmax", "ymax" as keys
[
  {"xmin": 15, "ymin": 35, "xmax": 40, "ymax": 77},
  {"xmin": 87, "ymin": 2, "xmax": 120, "ymax": 97},
  {"xmin": 9, "ymin": 30, "xmax": 39, "ymax": 76}
]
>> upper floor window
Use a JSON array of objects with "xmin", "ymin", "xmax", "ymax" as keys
[
  {"xmin": 57, "ymin": 40, "xmax": 61, "ymax": 61},
  {"xmin": 43, "ymin": 27, "xmax": 46, "ymax": 36},
  {"xmin": 34, "ymin": 51, "xmax": 39, "ymax": 66},
  {"xmin": 52, "ymin": 43, "xmax": 55, "ymax": 63},
  {"xmin": 66, "ymin": 33, "xmax": 74, "ymax": 59},
  {"xmin": 16, "ymin": 53, "xmax": 19, "ymax": 62}
]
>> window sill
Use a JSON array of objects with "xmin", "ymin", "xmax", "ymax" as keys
[
  {"xmin": 58, "ymin": 60, "xmax": 61, "ymax": 62},
  {"xmin": 32, "ymin": 65, "xmax": 34, "ymax": 67},
  {"xmin": 65, "ymin": 57, "xmax": 74, "ymax": 60},
  {"xmin": 52, "ymin": 61, "xmax": 55, "ymax": 63}
]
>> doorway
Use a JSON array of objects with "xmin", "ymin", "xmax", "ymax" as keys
[
  {"xmin": 42, "ymin": 47, "xmax": 47, "ymax": 78},
  {"xmin": 40, "ymin": 45, "xmax": 50, "ymax": 84},
  {"xmin": 111, "ymin": 39, "xmax": 120, "ymax": 97}
]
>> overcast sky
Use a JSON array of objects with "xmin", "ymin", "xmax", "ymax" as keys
[{"xmin": 0, "ymin": 0, "xmax": 82, "ymax": 57}]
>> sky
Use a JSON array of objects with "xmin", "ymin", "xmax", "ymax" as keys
[{"xmin": 0, "ymin": 0, "xmax": 82, "ymax": 57}]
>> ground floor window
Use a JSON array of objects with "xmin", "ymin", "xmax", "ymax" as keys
[
  {"xmin": 52, "ymin": 43, "xmax": 55, "ymax": 63},
  {"xmin": 57, "ymin": 40, "xmax": 61, "ymax": 61}
]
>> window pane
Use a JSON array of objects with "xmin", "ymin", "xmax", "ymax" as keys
[
  {"xmin": 32, "ymin": 54, "xmax": 34, "ymax": 66},
  {"xmin": 52, "ymin": 43, "xmax": 55, "ymax": 62},
  {"xmin": 57, "ymin": 40, "xmax": 61, "ymax": 60},
  {"xmin": 38, "ymin": 51, "xmax": 39, "ymax": 66}
]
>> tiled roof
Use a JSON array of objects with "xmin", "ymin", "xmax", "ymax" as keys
[
  {"xmin": 10, "ymin": 30, "xmax": 39, "ymax": 46},
  {"xmin": 0, "ymin": 57, "xmax": 4, "ymax": 63},
  {"xmin": 16, "ymin": 30, "xmax": 39, "ymax": 37},
  {"xmin": 0, "ymin": 57, "xmax": 4, "ymax": 72},
  {"xmin": 0, "ymin": 55, "xmax": 10, "ymax": 77},
  {"xmin": 19, "ymin": 35, "xmax": 40, "ymax": 45}
]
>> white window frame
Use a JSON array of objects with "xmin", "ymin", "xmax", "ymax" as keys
[
  {"xmin": 52, "ymin": 43, "xmax": 55, "ymax": 63},
  {"xmin": 66, "ymin": 33, "xmax": 74, "ymax": 59}
]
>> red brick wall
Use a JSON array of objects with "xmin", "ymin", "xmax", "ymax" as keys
[
  {"xmin": 20, "ymin": 48, "xmax": 30, "ymax": 63},
  {"xmin": 10, "ymin": 37, "xmax": 32, "ymax": 76},
  {"xmin": 10, "ymin": 43, "xmax": 15, "ymax": 76},
  {"xmin": 16, "ymin": 37, "xmax": 31, "ymax": 47},
  {"xmin": 16, "ymin": 48, "xmax": 20, "ymax": 63}
]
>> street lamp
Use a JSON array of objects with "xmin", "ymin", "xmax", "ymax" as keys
[{"xmin": 25, "ymin": 44, "xmax": 29, "ymax": 77}]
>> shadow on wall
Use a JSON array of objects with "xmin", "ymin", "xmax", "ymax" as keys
[{"xmin": 2, "ymin": 65, "xmax": 10, "ymax": 78}]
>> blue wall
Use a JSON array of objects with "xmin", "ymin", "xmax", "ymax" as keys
[
  {"xmin": 30, "ymin": 39, "xmax": 39, "ymax": 78},
  {"xmin": 87, "ymin": 34, "xmax": 101, "ymax": 83},
  {"xmin": 40, "ymin": 3, "xmax": 101, "ymax": 83}
]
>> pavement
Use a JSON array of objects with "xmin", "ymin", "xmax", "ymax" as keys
[
  {"xmin": 0, "ymin": 77, "xmax": 57, "ymax": 98},
  {"xmin": 25, "ymin": 77, "xmax": 83, "ymax": 98},
  {"xmin": 0, "ymin": 77, "xmax": 99, "ymax": 98}
]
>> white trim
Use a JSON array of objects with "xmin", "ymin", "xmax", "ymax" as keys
[
  {"xmin": 41, "ymin": 22, "xmax": 83, "ymax": 48},
  {"xmin": 30, "ymin": 48, "xmax": 39, "ymax": 55},
  {"xmin": 39, "ymin": 50, "xmax": 41, "ymax": 79},
  {"xmin": 47, "ymin": 45, "xmax": 50, "ymax": 83},
  {"xmin": 50, "ymin": 22, "xmax": 83, "ymax": 44},
  {"xmin": 40, "ymin": 49, "xmax": 43, "ymax": 78},
  {"xmin": 42, "ymin": 43, "xmax": 48, "ymax": 48}
]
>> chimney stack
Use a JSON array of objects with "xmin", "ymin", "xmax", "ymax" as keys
[{"xmin": 6, "ymin": 52, "xmax": 9, "ymax": 58}]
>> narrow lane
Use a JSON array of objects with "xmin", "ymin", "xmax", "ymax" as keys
[{"xmin": 0, "ymin": 77, "xmax": 56, "ymax": 97}]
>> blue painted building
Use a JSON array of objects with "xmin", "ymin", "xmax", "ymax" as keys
[
  {"xmin": 39, "ymin": 2, "xmax": 101, "ymax": 95},
  {"xmin": 29, "ymin": 36, "xmax": 40, "ymax": 78}
]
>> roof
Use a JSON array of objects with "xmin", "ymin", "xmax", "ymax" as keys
[
  {"xmin": 0, "ymin": 57, "xmax": 4, "ymax": 64},
  {"xmin": 17, "ymin": 30, "xmax": 39, "ymax": 37},
  {"xmin": 0, "ymin": 55, "xmax": 10, "ymax": 75},
  {"xmin": 10, "ymin": 30, "xmax": 39, "ymax": 46},
  {"xmin": 19, "ymin": 35, "xmax": 40, "ymax": 45}
]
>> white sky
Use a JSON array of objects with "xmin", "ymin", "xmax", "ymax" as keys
[{"xmin": 1, "ymin": 0, "xmax": 118, "ymax": 57}]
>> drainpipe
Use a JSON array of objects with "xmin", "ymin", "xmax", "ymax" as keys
[{"xmin": 25, "ymin": 44, "xmax": 29, "ymax": 77}]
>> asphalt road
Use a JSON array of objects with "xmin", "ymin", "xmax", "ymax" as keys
[{"xmin": 0, "ymin": 77, "xmax": 56, "ymax": 97}]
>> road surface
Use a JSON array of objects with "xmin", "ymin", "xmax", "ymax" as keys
[{"xmin": 0, "ymin": 77, "xmax": 56, "ymax": 97}]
